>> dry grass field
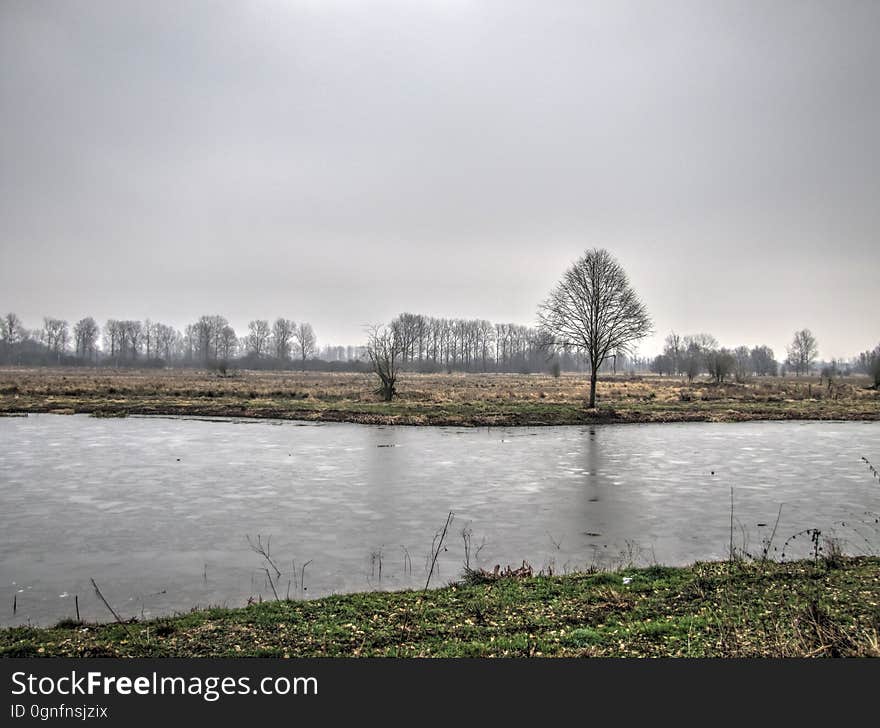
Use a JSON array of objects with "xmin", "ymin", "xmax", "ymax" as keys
[{"xmin": 1, "ymin": 367, "xmax": 878, "ymax": 425}]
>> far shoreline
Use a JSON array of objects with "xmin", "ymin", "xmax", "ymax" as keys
[
  {"xmin": 3, "ymin": 402, "xmax": 880, "ymax": 427},
  {"xmin": 2, "ymin": 367, "xmax": 878, "ymax": 427}
]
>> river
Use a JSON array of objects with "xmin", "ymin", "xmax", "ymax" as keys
[{"xmin": 1, "ymin": 414, "xmax": 878, "ymax": 626}]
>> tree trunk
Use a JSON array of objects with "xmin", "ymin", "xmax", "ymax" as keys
[{"xmin": 588, "ymin": 367, "xmax": 598, "ymax": 408}]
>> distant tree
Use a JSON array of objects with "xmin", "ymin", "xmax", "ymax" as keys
[
  {"xmin": 0, "ymin": 313, "xmax": 25, "ymax": 364},
  {"xmin": 820, "ymin": 361, "xmax": 838, "ymax": 381},
  {"xmin": 246, "ymin": 320, "xmax": 271, "ymax": 358},
  {"xmin": 122, "ymin": 320, "xmax": 143, "ymax": 360},
  {"xmin": 786, "ymin": 329, "xmax": 818, "ymax": 376},
  {"xmin": 153, "ymin": 323, "xmax": 180, "ymax": 363},
  {"xmin": 366, "ymin": 324, "xmax": 402, "ymax": 401},
  {"xmin": 705, "ymin": 348, "xmax": 736, "ymax": 384},
  {"xmin": 663, "ymin": 332, "xmax": 682, "ymax": 375},
  {"xmin": 294, "ymin": 322, "xmax": 317, "ymax": 366},
  {"xmin": 190, "ymin": 315, "xmax": 227, "ymax": 364},
  {"xmin": 73, "ymin": 317, "xmax": 99, "ymax": 361},
  {"xmin": 218, "ymin": 325, "xmax": 238, "ymax": 361},
  {"xmin": 41, "ymin": 317, "xmax": 69, "ymax": 362},
  {"xmin": 651, "ymin": 353, "xmax": 672, "ymax": 376},
  {"xmin": 733, "ymin": 346, "xmax": 752, "ymax": 382},
  {"xmin": 1, "ymin": 313, "xmax": 23, "ymax": 346},
  {"xmin": 686, "ymin": 333, "xmax": 719, "ymax": 353},
  {"xmin": 143, "ymin": 318, "xmax": 154, "ymax": 359},
  {"xmin": 103, "ymin": 319, "xmax": 121, "ymax": 360},
  {"xmin": 750, "ymin": 345, "xmax": 777, "ymax": 376},
  {"xmin": 681, "ymin": 333, "xmax": 717, "ymax": 382},
  {"xmin": 272, "ymin": 318, "xmax": 294, "ymax": 361},
  {"xmin": 856, "ymin": 344, "xmax": 880, "ymax": 388},
  {"xmin": 538, "ymin": 248, "xmax": 651, "ymax": 408}
]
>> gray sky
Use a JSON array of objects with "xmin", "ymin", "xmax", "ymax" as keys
[{"xmin": 1, "ymin": 0, "xmax": 878, "ymax": 359}]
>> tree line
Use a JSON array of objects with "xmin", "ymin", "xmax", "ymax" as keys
[
  {"xmin": 1, "ymin": 308, "xmax": 877, "ymax": 386},
  {"xmin": 0, "ymin": 310, "xmax": 613, "ymax": 374},
  {"xmin": 0, "ymin": 313, "xmax": 325, "ymax": 370},
  {"xmin": 650, "ymin": 328, "xmax": 879, "ymax": 384},
  {"xmin": 650, "ymin": 332, "xmax": 781, "ymax": 383}
]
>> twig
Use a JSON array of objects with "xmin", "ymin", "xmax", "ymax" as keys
[
  {"xmin": 761, "ymin": 504, "xmax": 784, "ymax": 560},
  {"xmin": 300, "ymin": 560, "xmax": 312, "ymax": 596},
  {"xmin": 247, "ymin": 535, "xmax": 282, "ymax": 578},
  {"xmin": 264, "ymin": 568, "xmax": 280, "ymax": 600},
  {"xmin": 729, "ymin": 486, "xmax": 734, "ymax": 562},
  {"xmin": 425, "ymin": 511, "xmax": 454, "ymax": 591},
  {"xmin": 90, "ymin": 578, "xmax": 132, "ymax": 634}
]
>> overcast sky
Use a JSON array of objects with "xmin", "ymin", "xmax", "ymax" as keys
[{"xmin": 1, "ymin": 0, "xmax": 878, "ymax": 359}]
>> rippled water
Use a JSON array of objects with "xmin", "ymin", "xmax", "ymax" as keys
[{"xmin": 1, "ymin": 414, "xmax": 878, "ymax": 626}]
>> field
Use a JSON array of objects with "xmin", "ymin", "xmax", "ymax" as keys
[
  {"xmin": 0, "ymin": 367, "xmax": 878, "ymax": 425},
  {"xmin": 2, "ymin": 558, "xmax": 878, "ymax": 657}
]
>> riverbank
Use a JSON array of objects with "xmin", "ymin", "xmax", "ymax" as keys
[
  {"xmin": 3, "ymin": 558, "xmax": 878, "ymax": 657},
  {"xmin": 2, "ymin": 368, "xmax": 878, "ymax": 426}
]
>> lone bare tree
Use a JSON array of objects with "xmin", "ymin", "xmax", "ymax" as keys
[
  {"xmin": 786, "ymin": 328, "xmax": 818, "ymax": 376},
  {"xmin": 366, "ymin": 325, "xmax": 402, "ymax": 401},
  {"xmin": 538, "ymin": 248, "xmax": 651, "ymax": 408}
]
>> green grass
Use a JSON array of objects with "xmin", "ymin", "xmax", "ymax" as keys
[{"xmin": 3, "ymin": 558, "xmax": 878, "ymax": 657}]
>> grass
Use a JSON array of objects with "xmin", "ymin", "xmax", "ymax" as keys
[
  {"xmin": 1, "ymin": 368, "xmax": 878, "ymax": 426},
  {"xmin": 2, "ymin": 558, "xmax": 878, "ymax": 657}
]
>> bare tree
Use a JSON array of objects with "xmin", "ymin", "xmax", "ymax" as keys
[
  {"xmin": 750, "ymin": 345, "xmax": 777, "ymax": 376},
  {"xmin": 73, "ymin": 317, "xmax": 99, "ymax": 361},
  {"xmin": 272, "ymin": 318, "xmax": 294, "ymax": 362},
  {"xmin": 153, "ymin": 323, "xmax": 180, "ymax": 363},
  {"xmin": 143, "ymin": 318, "xmax": 154, "ymax": 360},
  {"xmin": 122, "ymin": 320, "xmax": 143, "ymax": 361},
  {"xmin": 41, "ymin": 317, "xmax": 69, "ymax": 362},
  {"xmin": 681, "ymin": 333, "xmax": 718, "ymax": 382},
  {"xmin": 663, "ymin": 331, "xmax": 682, "ymax": 375},
  {"xmin": 185, "ymin": 315, "xmax": 227, "ymax": 363},
  {"xmin": 1, "ymin": 313, "xmax": 23, "ymax": 346},
  {"xmin": 294, "ymin": 322, "xmax": 317, "ymax": 366},
  {"xmin": 733, "ymin": 345, "xmax": 752, "ymax": 382},
  {"xmin": 0, "ymin": 313, "xmax": 25, "ymax": 364},
  {"xmin": 366, "ymin": 324, "xmax": 402, "ymax": 401},
  {"xmin": 538, "ymin": 248, "xmax": 651, "ymax": 408},
  {"xmin": 218, "ymin": 324, "xmax": 238, "ymax": 361},
  {"xmin": 786, "ymin": 329, "xmax": 818, "ymax": 376},
  {"xmin": 705, "ymin": 347, "xmax": 736, "ymax": 384},
  {"xmin": 246, "ymin": 319, "xmax": 271, "ymax": 358},
  {"xmin": 651, "ymin": 353, "xmax": 672, "ymax": 376},
  {"xmin": 103, "ymin": 319, "xmax": 121, "ymax": 361}
]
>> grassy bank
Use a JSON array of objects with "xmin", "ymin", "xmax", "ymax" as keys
[
  {"xmin": 3, "ymin": 558, "xmax": 878, "ymax": 657},
  {"xmin": 1, "ymin": 368, "xmax": 878, "ymax": 426}
]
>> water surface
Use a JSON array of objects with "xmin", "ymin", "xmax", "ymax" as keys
[{"xmin": 1, "ymin": 415, "xmax": 878, "ymax": 626}]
